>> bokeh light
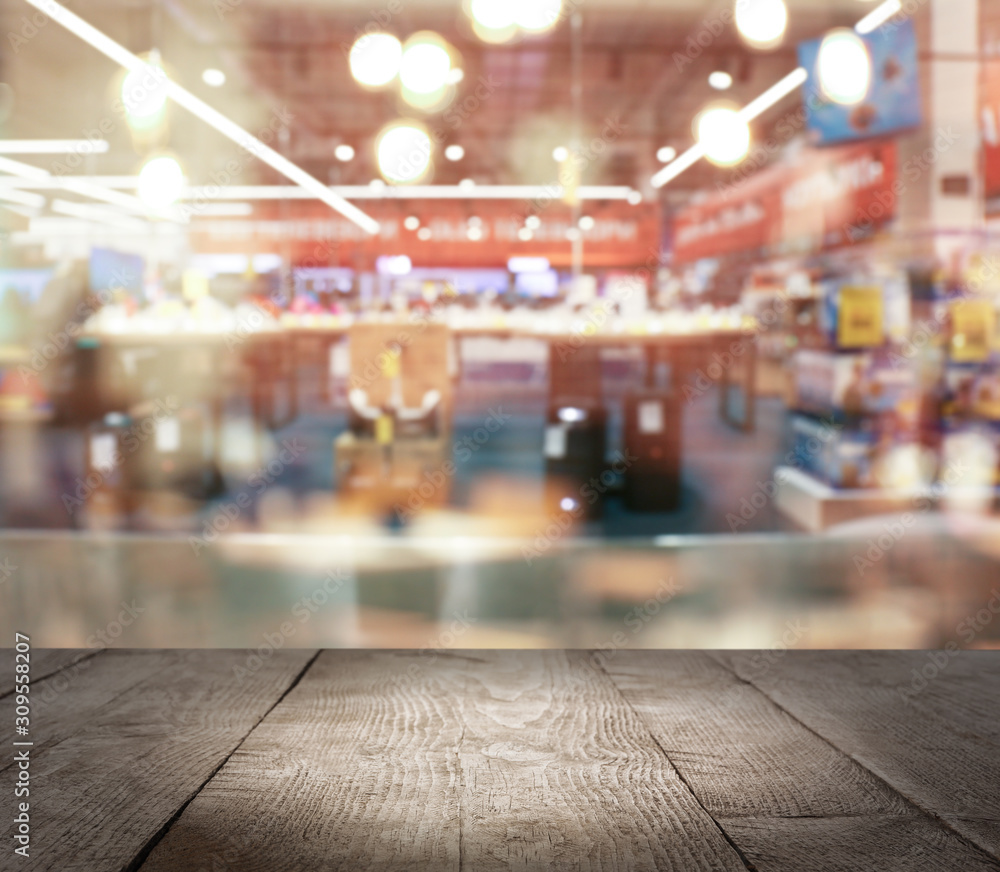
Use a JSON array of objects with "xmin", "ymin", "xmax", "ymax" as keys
[
  {"xmin": 376, "ymin": 121, "xmax": 433, "ymax": 184},
  {"xmin": 696, "ymin": 106, "xmax": 751, "ymax": 167},
  {"xmin": 349, "ymin": 33, "xmax": 402, "ymax": 88},
  {"xmin": 734, "ymin": 0, "xmax": 788, "ymax": 50},
  {"xmin": 817, "ymin": 28, "xmax": 873, "ymax": 105},
  {"xmin": 400, "ymin": 34, "xmax": 452, "ymax": 94},
  {"xmin": 137, "ymin": 155, "xmax": 184, "ymax": 209}
]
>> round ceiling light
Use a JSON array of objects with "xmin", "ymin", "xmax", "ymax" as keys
[
  {"xmin": 400, "ymin": 34, "xmax": 452, "ymax": 95},
  {"xmin": 817, "ymin": 28, "xmax": 873, "ymax": 105},
  {"xmin": 201, "ymin": 68, "xmax": 226, "ymax": 87},
  {"xmin": 734, "ymin": 0, "xmax": 788, "ymax": 50},
  {"xmin": 349, "ymin": 33, "xmax": 402, "ymax": 88},
  {"xmin": 137, "ymin": 155, "xmax": 184, "ymax": 209},
  {"xmin": 121, "ymin": 55, "xmax": 169, "ymax": 126},
  {"xmin": 470, "ymin": 0, "xmax": 515, "ymax": 30},
  {"xmin": 708, "ymin": 71, "xmax": 733, "ymax": 90},
  {"xmin": 513, "ymin": 0, "xmax": 563, "ymax": 33},
  {"xmin": 469, "ymin": 0, "xmax": 518, "ymax": 42},
  {"xmin": 696, "ymin": 106, "xmax": 751, "ymax": 167},
  {"xmin": 376, "ymin": 122, "xmax": 433, "ymax": 184}
]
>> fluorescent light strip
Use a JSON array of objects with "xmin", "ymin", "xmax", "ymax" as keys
[
  {"xmin": 652, "ymin": 69, "xmax": 806, "ymax": 189},
  {"xmin": 51, "ymin": 198, "xmax": 148, "ymax": 230},
  {"xmin": 59, "ymin": 177, "xmax": 167, "ymax": 215},
  {"xmin": 0, "ymin": 188, "xmax": 46, "ymax": 208},
  {"xmin": 0, "ymin": 176, "xmax": 638, "ymax": 202},
  {"xmin": 21, "ymin": 216, "xmax": 148, "ymax": 237},
  {"xmin": 22, "ymin": 0, "xmax": 379, "ymax": 235},
  {"xmin": 651, "ymin": 66, "xmax": 805, "ymax": 189},
  {"xmin": 0, "ymin": 155, "xmax": 48, "ymax": 182},
  {"xmin": 856, "ymin": 0, "xmax": 903, "ymax": 35},
  {"xmin": 186, "ymin": 202, "xmax": 254, "ymax": 216},
  {"xmin": 652, "ymin": 0, "xmax": 906, "ymax": 190},
  {"xmin": 0, "ymin": 153, "xmax": 181, "ymax": 222},
  {"xmin": 651, "ymin": 145, "xmax": 706, "ymax": 189},
  {"xmin": 0, "ymin": 139, "xmax": 109, "ymax": 154},
  {"xmin": 0, "ymin": 175, "xmax": 146, "ymax": 189},
  {"xmin": 183, "ymin": 184, "xmax": 639, "ymax": 201},
  {"xmin": 737, "ymin": 67, "xmax": 809, "ymax": 123}
]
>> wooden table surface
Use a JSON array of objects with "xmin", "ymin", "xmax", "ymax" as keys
[{"xmin": 2, "ymin": 650, "xmax": 998, "ymax": 871}]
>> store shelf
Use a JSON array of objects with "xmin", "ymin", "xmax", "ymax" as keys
[{"xmin": 774, "ymin": 466, "xmax": 933, "ymax": 533}]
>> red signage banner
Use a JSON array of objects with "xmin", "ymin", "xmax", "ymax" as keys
[
  {"xmin": 982, "ymin": 58, "xmax": 1000, "ymax": 214},
  {"xmin": 189, "ymin": 200, "xmax": 661, "ymax": 270},
  {"xmin": 672, "ymin": 140, "xmax": 898, "ymax": 263}
]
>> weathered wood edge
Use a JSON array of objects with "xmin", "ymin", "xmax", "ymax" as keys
[
  {"xmin": 707, "ymin": 651, "xmax": 1000, "ymax": 866},
  {"xmin": 128, "ymin": 649, "xmax": 323, "ymax": 872}
]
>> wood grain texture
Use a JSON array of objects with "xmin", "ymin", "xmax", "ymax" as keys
[
  {"xmin": 718, "ymin": 817, "xmax": 999, "ymax": 872},
  {"xmin": 5, "ymin": 650, "xmax": 999, "ymax": 872},
  {"xmin": 0, "ymin": 648, "xmax": 100, "ymax": 698},
  {"xmin": 0, "ymin": 649, "xmax": 314, "ymax": 872},
  {"xmin": 601, "ymin": 651, "xmax": 1000, "ymax": 872},
  {"xmin": 140, "ymin": 650, "xmax": 749, "ymax": 872},
  {"xmin": 139, "ymin": 650, "xmax": 467, "ymax": 872},
  {"xmin": 717, "ymin": 651, "xmax": 1000, "ymax": 862},
  {"xmin": 0, "ymin": 649, "xmax": 172, "ymax": 775},
  {"xmin": 455, "ymin": 650, "xmax": 748, "ymax": 871}
]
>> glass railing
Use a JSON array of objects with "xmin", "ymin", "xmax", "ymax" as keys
[{"xmin": 2, "ymin": 520, "xmax": 997, "ymax": 650}]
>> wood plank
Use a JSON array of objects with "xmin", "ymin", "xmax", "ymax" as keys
[
  {"xmin": 718, "ymin": 817, "xmax": 998, "ymax": 872},
  {"xmin": 0, "ymin": 649, "xmax": 174, "ymax": 770},
  {"xmin": 6, "ymin": 650, "xmax": 997, "ymax": 871},
  {"xmin": 140, "ymin": 650, "xmax": 749, "ymax": 872},
  {"xmin": 0, "ymin": 648, "xmax": 314, "ymax": 872},
  {"xmin": 601, "ymin": 651, "xmax": 1000, "ymax": 872},
  {"xmin": 455, "ymin": 650, "xmax": 749, "ymax": 871},
  {"xmin": 139, "ymin": 650, "xmax": 466, "ymax": 872},
  {"xmin": 717, "ymin": 651, "xmax": 1000, "ymax": 862},
  {"xmin": 0, "ymin": 648, "xmax": 100, "ymax": 698}
]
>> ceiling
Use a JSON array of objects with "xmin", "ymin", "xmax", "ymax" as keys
[{"xmin": 0, "ymin": 0, "xmax": 880, "ymax": 208}]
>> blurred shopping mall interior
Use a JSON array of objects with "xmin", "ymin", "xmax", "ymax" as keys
[{"xmin": 1, "ymin": 0, "xmax": 999, "ymax": 649}]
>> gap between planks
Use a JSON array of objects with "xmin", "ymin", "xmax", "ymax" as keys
[
  {"xmin": 0, "ymin": 647, "xmax": 104, "ymax": 700},
  {"xmin": 704, "ymin": 653, "xmax": 1000, "ymax": 868},
  {"xmin": 592, "ymin": 655, "xmax": 758, "ymax": 872},
  {"xmin": 127, "ymin": 649, "xmax": 323, "ymax": 872}
]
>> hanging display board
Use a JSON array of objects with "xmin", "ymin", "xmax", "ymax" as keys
[
  {"xmin": 673, "ymin": 140, "xmax": 898, "ymax": 263},
  {"xmin": 189, "ymin": 201, "xmax": 661, "ymax": 270}
]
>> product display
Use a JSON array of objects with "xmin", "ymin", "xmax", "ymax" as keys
[
  {"xmin": 819, "ymin": 274, "xmax": 911, "ymax": 350},
  {"xmin": 793, "ymin": 349, "xmax": 917, "ymax": 421},
  {"xmin": 950, "ymin": 297, "xmax": 996, "ymax": 363}
]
